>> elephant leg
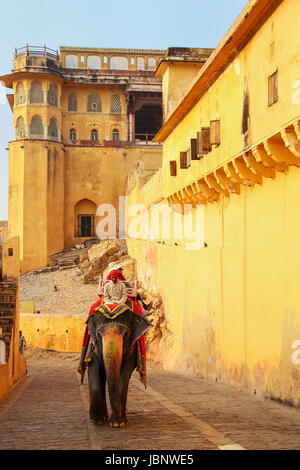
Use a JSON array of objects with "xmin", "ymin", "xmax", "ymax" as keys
[
  {"xmin": 87, "ymin": 353, "xmax": 108, "ymax": 424},
  {"xmin": 119, "ymin": 351, "xmax": 137, "ymax": 427}
]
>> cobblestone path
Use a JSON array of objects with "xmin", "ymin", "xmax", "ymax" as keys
[{"xmin": 0, "ymin": 349, "xmax": 299, "ymax": 450}]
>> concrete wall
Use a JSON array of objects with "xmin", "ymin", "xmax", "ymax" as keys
[
  {"xmin": 126, "ymin": 0, "xmax": 300, "ymax": 407},
  {"xmin": 20, "ymin": 314, "xmax": 86, "ymax": 352},
  {"xmin": 0, "ymin": 237, "xmax": 27, "ymax": 403}
]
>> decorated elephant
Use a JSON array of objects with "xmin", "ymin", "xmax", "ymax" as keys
[{"xmin": 85, "ymin": 303, "xmax": 151, "ymax": 428}]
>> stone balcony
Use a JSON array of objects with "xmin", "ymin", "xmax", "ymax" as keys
[{"xmin": 13, "ymin": 46, "xmax": 61, "ymax": 75}]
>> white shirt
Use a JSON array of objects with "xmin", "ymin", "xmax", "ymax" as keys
[
  {"xmin": 104, "ymin": 280, "xmax": 127, "ymax": 305},
  {"xmin": 0, "ymin": 340, "xmax": 6, "ymax": 365}
]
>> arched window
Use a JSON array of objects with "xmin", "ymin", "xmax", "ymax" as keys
[
  {"xmin": 15, "ymin": 116, "xmax": 26, "ymax": 140},
  {"xmin": 148, "ymin": 57, "xmax": 156, "ymax": 71},
  {"xmin": 110, "ymin": 94, "xmax": 121, "ymax": 113},
  {"xmin": 68, "ymin": 93, "xmax": 78, "ymax": 112},
  {"xmin": 29, "ymin": 81, "xmax": 43, "ymax": 104},
  {"xmin": 74, "ymin": 199, "xmax": 97, "ymax": 238},
  {"xmin": 137, "ymin": 57, "xmax": 145, "ymax": 71},
  {"xmin": 69, "ymin": 128, "xmax": 77, "ymax": 141},
  {"xmin": 65, "ymin": 55, "xmax": 78, "ymax": 69},
  {"xmin": 112, "ymin": 128, "xmax": 119, "ymax": 141},
  {"xmin": 15, "ymin": 82, "xmax": 25, "ymax": 106},
  {"xmin": 90, "ymin": 129, "xmax": 98, "ymax": 141},
  {"xmin": 87, "ymin": 56, "xmax": 101, "ymax": 70},
  {"xmin": 110, "ymin": 57, "xmax": 128, "ymax": 70},
  {"xmin": 87, "ymin": 94, "xmax": 102, "ymax": 113},
  {"xmin": 29, "ymin": 116, "xmax": 44, "ymax": 138},
  {"xmin": 47, "ymin": 84, "xmax": 58, "ymax": 107},
  {"xmin": 48, "ymin": 118, "xmax": 58, "ymax": 141}
]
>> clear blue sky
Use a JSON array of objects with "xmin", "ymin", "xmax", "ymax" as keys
[{"xmin": 0, "ymin": 0, "xmax": 248, "ymax": 220}]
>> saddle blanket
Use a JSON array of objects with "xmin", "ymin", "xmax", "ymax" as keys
[{"xmin": 80, "ymin": 296, "xmax": 147, "ymax": 387}]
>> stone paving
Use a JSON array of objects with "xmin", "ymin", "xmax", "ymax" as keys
[{"xmin": 0, "ymin": 348, "xmax": 299, "ymax": 450}]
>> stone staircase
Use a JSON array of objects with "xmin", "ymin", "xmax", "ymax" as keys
[{"xmin": 32, "ymin": 239, "xmax": 100, "ymax": 274}]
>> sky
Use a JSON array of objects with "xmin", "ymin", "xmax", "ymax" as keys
[{"xmin": 0, "ymin": 0, "xmax": 248, "ymax": 220}]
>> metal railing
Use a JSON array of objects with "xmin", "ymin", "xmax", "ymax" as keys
[
  {"xmin": 14, "ymin": 45, "xmax": 59, "ymax": 60},
  {"xmin": 135, "ymin": 132, "xmax": 157, "ymax": 143}
]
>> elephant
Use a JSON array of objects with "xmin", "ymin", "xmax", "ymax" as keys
[{"xmin": 86, "ymin": 305, "xmax": 151, "ymax": 428}]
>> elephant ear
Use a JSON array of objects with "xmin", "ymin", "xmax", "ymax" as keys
[
  {"xmin": 131, "ymin": 313, "xmax": 152, "ymax": 344},
  {"xmin": 86, "ymin": 315, "xmax": 98, "ymax": 344}
]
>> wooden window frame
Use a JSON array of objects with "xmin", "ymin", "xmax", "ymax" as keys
[
  {"xmin": 78, "ymin": 214, "xmax": 95, "ymax": 238},
  {"xmin": 197, "ymin": 127, "xmax": 212, "ymax": 156},
  {"xmin": 69, "ymin": 129, "xmax": 77, "ymax": 141},
  {"xmin": 210, "ymin": 120, "xmax": 221, "ymax": 146},
  {"xmin": 268, "ymin": 70, "xmax": 278, "ymax": 107},
  {"xmin": 170, "ymin": 160, "xmax": 177, "ymax": 176},
  {"xmin": 91, "ymin": 129, "xmax": 98, "ymax": 141},
  {"xmin": 112, "ymin": 129, "xmax": 120, "ymax": 141}
]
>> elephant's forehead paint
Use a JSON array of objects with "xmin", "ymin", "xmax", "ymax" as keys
[
  {"xmin": 103, "ymin": 334, "xmax": 123, "ymax": 361},
  {"xmin": 106, "ymin": 340, "xmax": 117, "ymax": 358}
]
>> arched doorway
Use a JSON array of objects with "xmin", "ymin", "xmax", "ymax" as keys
[{"xmin": 74, "ymin": 199, "xmax": 97, "ymax": 238}]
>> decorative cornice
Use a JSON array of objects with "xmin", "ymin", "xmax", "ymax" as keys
[
  {"xmin": 60, "ymin": 46, "xmax": 166, "ymax": 55},
  {"xmin": 166, "ymin": 119, "xmax": 300, "ymax": 207}
]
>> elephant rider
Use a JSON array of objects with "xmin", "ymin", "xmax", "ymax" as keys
[
  {"xmin": 106, "ymin": 264, "xmax": 152, "ymax": 316},
  {"xmin": 78, "ymin": 267, "xmax": 147, "ymax": 384},
  {"xmin": 103, "ymin": 270, "xmax": 128, "ymax": 305}
]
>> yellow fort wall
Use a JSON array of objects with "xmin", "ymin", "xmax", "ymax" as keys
[
  {"xmin": 0, "ymin": 237, "xmax": 27, "ymax": 403},
  {"xmin": 20, "ymin": 314, "xmax": 86, "ymax": 352},
  {"xmin": 126, "ymin": 0, "xmax": 300, "ymax": 406}
]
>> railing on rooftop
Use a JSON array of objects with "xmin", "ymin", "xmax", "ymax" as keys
[
  {"xmin": 14, "ymin": 45, "xmax": 59, "ymax": 61},
  {"xmin": 135, "ymin": 133, "xmax": 157, "ymax": 143}
]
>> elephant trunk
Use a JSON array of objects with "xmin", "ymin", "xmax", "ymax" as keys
[{"xmin": 97, "ymin": 323, "xmax": 128, "ymax": 422}]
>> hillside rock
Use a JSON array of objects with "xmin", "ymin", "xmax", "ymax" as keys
[{"xmin": 79, "ymin": 239, "xmax": 128, "ymax": 284}]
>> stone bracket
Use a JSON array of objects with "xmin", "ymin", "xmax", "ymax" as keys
[{"xmin": 166, "ymin": 120, "xmax": 300, "ymax": 207}]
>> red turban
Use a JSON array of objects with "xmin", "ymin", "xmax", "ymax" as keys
[{"xmin": 110, "ymin": 270, "xmax": 119, "ymax": 277}]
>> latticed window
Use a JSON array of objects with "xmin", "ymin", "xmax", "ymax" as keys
[
  {"xmin": 110, "ymin": 57, "xmax": 128, "ymax": 70},
  {"xmin": 87, "ymin": 56, "xmax": 101, "ymax": 70},
  {"xmin": 70, "ymin": 128, "xmax": 77, "ymax": 141},
  {"xmin": 15, "ymin": 116, "xmax": 26, "ymax": 139},
  {"xmin": 87, "ymin": 94, "xmax": 102, "ymax": 113},
  {"xmin": 15, "ymin": 83, "xmax": 25, "ymax": 106},
  {"xmin": 137, "ymin": 57, "xmax": 145, "ymax": 71},
  {"xmin": 68, "ymin": 93, "xmax": 77, "ymax": 112},
  {"xmin": 110, "ymin": 94, "xmax": 121, "ymax": 113},
  {"xmin": 48, "ymin": 118, "xmax": 58, "ymax": 141},
  {"xmin": 29, "ymin": 116, "xmax": 44, "ymax": 138},
  {"xmin": 148, "ymin": 58, "xmax": 156, "ymax": 71},
  {"xmin": 29, "ymin": 81, "xmax": 44, "ymax": 104},
  {"xmin": 47, "ymin": 85, "xmax": 58, "ymax": 107},
  {"xmin": 91, "ymin": 129, "xmax": 98, "ymax": 141},
  {"xmin": 78, "ymin": 215, "xmax": 95, "ymax": 237},
  {"xmin": 112, "ymin": 128, "xmax": 119, "ymax": 141}
]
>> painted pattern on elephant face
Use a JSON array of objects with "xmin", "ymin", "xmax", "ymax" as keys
[{"xmin": 98, "ymin": 323, "xmax": 128, "ymax": 381}]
